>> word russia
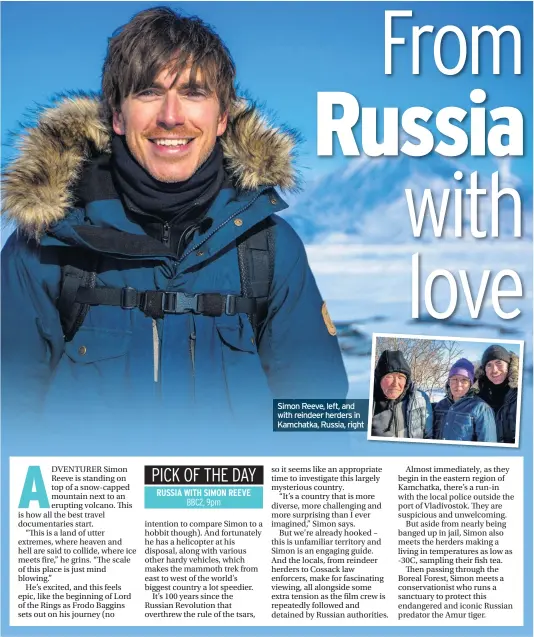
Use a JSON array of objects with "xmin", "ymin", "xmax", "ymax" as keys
[{"xmin": 317, "ymin": 90, "xmax": 523, "ymax": 158}]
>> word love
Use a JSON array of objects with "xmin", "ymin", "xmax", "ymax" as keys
[{"xmin": 412, "ymin": 253, "xmax": 522, "ymax": 320}]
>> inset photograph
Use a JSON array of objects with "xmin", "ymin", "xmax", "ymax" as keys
[{"xmin": 368, "ymin": 334, "xmax": 523, "ymax": 447}]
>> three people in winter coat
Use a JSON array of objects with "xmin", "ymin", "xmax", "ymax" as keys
[{"xmin": 372, "ymin": 347, "xmax": 518, "ymax": 445}]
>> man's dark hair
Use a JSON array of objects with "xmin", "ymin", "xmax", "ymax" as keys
[{"xmin": 102, "ymin": 6, "xmax": 236, "ymax": 122}]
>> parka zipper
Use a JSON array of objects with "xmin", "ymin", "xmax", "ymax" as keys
[
  {"xmin": 189, "ymin": 313, "xmax": 196, "ymax": 378},
  {"xmin": 162, "ymin": 222, "xmax": 171, "ymax": 247},
  {"xmin": 152, "ymin": 319, "xmax": 160, "ymax": 383},
  {"xmin": 189, "ymin": 333, "xmax": 196, "ymax": 373},
  {"xmin": 157, "ymin": 190, "xmax": 268, "ymax": 388},
  {"xmin": 189, "ymin": 314, "xmax": 196, "ymax": 401}
]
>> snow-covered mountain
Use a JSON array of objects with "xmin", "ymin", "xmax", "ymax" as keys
[{"xmin": 283, "ymin": 154, "xmax": 532, "ymax": 244}]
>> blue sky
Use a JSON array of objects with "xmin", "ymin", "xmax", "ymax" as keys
[
  {"xmin": 437, "ymin": 340, "xmax": 520, "ymax": 363},
  {"xmin": 2, "ymin": 1, "xmax": 532, "ymax": 182}
]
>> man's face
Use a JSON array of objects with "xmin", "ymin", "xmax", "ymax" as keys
[
  {"xmin": 449, "ymin": 374, "xmax": 471, "ymax": 401},
  {"xmin": 112, "ymin": 66, "xmax": 228, "ymax": 183},
  {"xmin": 485, "ymin": 359, "xmax": 509, "ymax": 385},
  {"xmin": 380, "ymin": 373, "xmax": 407, "ymax": 400}
]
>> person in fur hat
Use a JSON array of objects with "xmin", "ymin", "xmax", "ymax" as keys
[
  {"xmin": 476, "ymin": 346, "xmax": 519, "ymax": 444},
  {"xmin": 1, "ymin": 7, "xmax": 347, "ymax": 452},
  {"xmin": 371, "ymin": 350, "xmax": 432, "ymax": 439},
  {"xmin": 433, "ymin": 358, "xmax": 497, "ymax": 443}
]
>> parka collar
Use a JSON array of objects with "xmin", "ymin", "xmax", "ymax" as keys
[
  {"xmin": 449, "ymin": 387, "xmax": 477, "ymax": 405},
  {"xmin": 2, "ymin": 93, "xmax": 300, "ymax": 239},
  {"xmin": 40, "ymin": 184, "xmax": 287, "ymax": 266}
]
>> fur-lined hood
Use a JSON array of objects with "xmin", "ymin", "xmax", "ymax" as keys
[
  {"xmin": 475, "ymin": 351, "xmax": 520, "ymax": 390},
  {"xmin": 2, "ymin": 93, "xmax": 299, "ymax": 238}
]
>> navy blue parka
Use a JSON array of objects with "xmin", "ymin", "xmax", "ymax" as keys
[{"xmin": 1, "ymin": 96, "xmax": 348, "ymax": 454}]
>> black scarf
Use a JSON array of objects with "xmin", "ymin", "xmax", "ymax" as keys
[
  {"xmin": 480, "ymin": 379, "xmax": 510, "ymax": 412},
  {"xmin": 111, "ymin": 134, "xmax": 225, "ymax": 223}
]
